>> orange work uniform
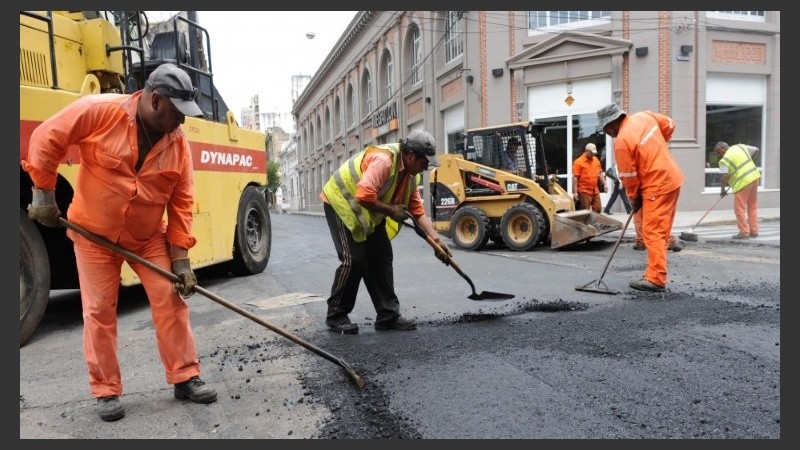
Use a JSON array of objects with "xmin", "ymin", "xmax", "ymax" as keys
[
  {"xmin": 22, "ymin": 92, "xmax": 201, "ymax": 398},
  {"xmin": 572, "ymin": 154, "xmax": 604, "ymax": 212},
  {"xmin": 614, "ymin": 111, "xmax": 685, "ymax": 287}
]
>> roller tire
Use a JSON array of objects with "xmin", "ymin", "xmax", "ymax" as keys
[
  {"xmin": 20, "ymin": 210, "xmax": 50, "ymax": 347},
  {"xmin": 228, "ymin": 186, "xmax": 272, "ymax": 276}
]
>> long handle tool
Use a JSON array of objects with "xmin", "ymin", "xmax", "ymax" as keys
[
  {"xmin": 574, "ymin": 209, "xmax": 635, "ymax": 295},
  {"xmin": 58, "ymin": 217, "xmax": 365, "ymax": 389},
  {"xmin": 679, "ymin": 187, "xmax": 729, "ymax": 242},
  {"xmin": 403, "ymin": 213, "xmax": 515, "ymax": 301}
]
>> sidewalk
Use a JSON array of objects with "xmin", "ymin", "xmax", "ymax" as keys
[
  {"xmin": 669, "ymin": 207, "xmax": 779, "ymax": 231},
  {"xmin": 283, "ymin": 207, "xmax": 780, "ymax": 230}
]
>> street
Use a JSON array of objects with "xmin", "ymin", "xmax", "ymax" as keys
[{"xmin": 20, "ymin": 213, "xmax": 781, "ymax": 439}]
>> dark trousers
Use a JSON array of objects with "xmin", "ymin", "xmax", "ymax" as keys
[
  {"xmin": 323, "ymin": 202, "xmax": 401, "ymax": 326},
  {"xmin": 604, "ymin": 179, "xmax": 632, "ymax": 213}
]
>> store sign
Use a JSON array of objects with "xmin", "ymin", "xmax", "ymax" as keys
[{"xmin": 372, "ymin": 100, "xmax": 398, "ymax": 136}]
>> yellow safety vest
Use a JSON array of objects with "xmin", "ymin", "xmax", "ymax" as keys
[
  {"xmin": 322, "ymin": 144, "xmax": 420, "ymax": 242},
  {"xmin": 719, "ymin": 144, "xmax": 761, "ymax": 193}
]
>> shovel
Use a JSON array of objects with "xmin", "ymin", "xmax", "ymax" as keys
[
  {"xmin": 402, "ymin": 213, "xmax": 515, "ymax": 301},
  {"xmin": 58, "ymin": 217, "xmax": 365, "ymax": 390},
  {"xmin": 574, "ymin": 208, "xmax": 635, "ymax": 295},
  {"xmin": 679, "ymin": 187, "xmax": 729, "ymax": 242}
]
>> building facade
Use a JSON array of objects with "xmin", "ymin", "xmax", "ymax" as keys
[{"xmin": 291, "ymin": 11, "xmax": 779, "ymax": 215}]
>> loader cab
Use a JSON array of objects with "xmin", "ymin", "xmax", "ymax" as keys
[{"xmin": 464, "ymin": 121, "xmax": 554, "ymax": 192}]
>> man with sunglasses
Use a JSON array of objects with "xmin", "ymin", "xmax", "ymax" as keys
[
  {"xmin": 23, "ymin": 63, "xmax": 216, "ymax": 422},
  {"xmin": 320, "ymin": 130, "xmax": 452, "ymax": 334}
]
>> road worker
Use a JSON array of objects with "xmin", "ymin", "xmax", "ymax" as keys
[
  {"xmin": 572, "ymin": 142, "xmax": 606, "ymax": 212},
  {"xmin": 320, "ymin": 130, "xmax": 451, "ymax": 334},
  {"xmin": 714, "ymin": 141, "xmax": 762, "ymax": 239},
  {"xmin": 597, "ymin": 103, "xmax": 684, "ymax": 292},
  {"xmin": 22, "ymin": 63, "xmax": 217, "ymax": 421}
]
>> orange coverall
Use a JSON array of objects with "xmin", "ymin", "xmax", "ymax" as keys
[
  {"xmin": 572, "ymin": 154, "xmax": 604, "ymax": 212},
  {"xmin": 614, "ymin": 111, "xmax": 685, "ymax": 287},
  {"xmin": 22, "ymin": 92, "xmax": 201, "ymax": 398}
]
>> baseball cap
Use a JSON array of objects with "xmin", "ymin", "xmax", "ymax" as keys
[
  {"xmin": 405, "ymin": 130, "xmax": 440, "ymax": 167},
  {"xmin": 596, "ymin": 103, "xmax": 626, "ymax": 130},
  {"xmin": 146, "ymin": 63, "xmax": 203, "ymax": 117},
  {"xmin": 585, "ymin": 143, "xmax": 598, "ymax": 155}
]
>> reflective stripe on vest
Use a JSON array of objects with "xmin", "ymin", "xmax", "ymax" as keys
[
  {"xmin": 720, "ymin": 144, "xmax": 761, "ymax": 193},
  {"xmin": 322, "ymin": 144, "xmax": 418, "ymax": 242}
]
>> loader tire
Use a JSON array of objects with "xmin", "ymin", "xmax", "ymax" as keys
[
  {"xmin": 228, "ymin": 186, "xmax": 272, "ymax": 276},
  {"xmin": 450, "ymin": 206, "xmax": 490, "ymax": 251},
  {"xmin": 20, "ymin": 209, "xmax": 50, "ymax": 347},
  {"xmin": 500, "ymin": 203, "xmax": 546, "ymax": 251}
]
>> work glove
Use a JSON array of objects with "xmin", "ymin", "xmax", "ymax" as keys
[
  {"xmin": 720, "ymin": 187, "xmax": 728, "ymax": 198},
  {"xmin": 28, "ymin": 187, "xmax": 61, "ymax": 227},
  {"xmin": 433, "ymin": 238, "xmax": 452, "ymax": 266},
  {"xmin": 387, "ymin": 204, "xmax": 410, "ymax": 222},
  {"xmin": 630, "ymin": 196, "xmax": 643, "ymax": 214},
  {"xmin": 171, "ymin": 257, "xmax": 196, "ymax": 298}
]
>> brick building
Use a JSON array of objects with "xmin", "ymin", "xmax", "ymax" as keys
[{"xmin": 291, "ymin": 11, "xmax": 779, "ymax": 214}]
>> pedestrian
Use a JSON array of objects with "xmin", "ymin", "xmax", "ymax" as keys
[
  {"xmin": 596, "ymin": 103, "xmax": 685, "ymax": 292},
  {"xmin": 713, "ymin": 141, "xmax": 761, "ymax": 239},
  {"xmin": 320, "ymin": 130, "xmax": 452, "ymax": 334},
  {"xmin": 503, "ymin": 137, "xmax": 522, "ymax": 175},
  {"xmin": 22, "ymin": 63, "xmax": 217, "ymax": 422},
  {"xmin": 571, "ymin": 142, "xmax": 606, "ymax": 212},
  {"xmin": 602, "ymin": 164, "xmax": 632, "ymax": 214}
]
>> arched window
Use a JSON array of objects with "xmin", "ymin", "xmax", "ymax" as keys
[
  {"xmin": 334, "ymin": 95, "xmax": 342, "ymax": 136},
  {"xmin": 380, "ymin": 49, "xmax": 393, "ymax": 103},
  {"xmin": 361, "ymin": 69, "xmax": 372, "ymax": 118},
  {"xmin": 316, "ymin": 115, "xmax": 322, "ymax": 148},
  {"xmin": 324, "ymin": 106, "xmax": 331, "ymax": 143},
  {"xmin": 347, "ymin": 83, "xmax": 356, "ymax": 127},
  {"xmin": 407, "ymin": 23, "xmax": 423, "ymax": 86}
]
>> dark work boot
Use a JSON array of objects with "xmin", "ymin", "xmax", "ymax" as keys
[
  {"xmin": 174, "ymin": 376, "xmax": 217, "ymax": 404},
  {"xmin": 97, "ymin": 396, "xmax": 125, "ymax": 422},
  {"xmin": 375, "ymin": 316, "xmax": 417, "ymax": 331}
]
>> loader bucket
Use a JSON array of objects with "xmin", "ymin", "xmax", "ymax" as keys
[{"xmin": 550, "ymin": 210, "xmax": 624, "ymax": 249}]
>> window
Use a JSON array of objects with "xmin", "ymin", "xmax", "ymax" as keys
[
  {"xmin": 445, "ymin": 11, "xmax": 463, "ymax": 63},
  {"xmin": 528, "ymin": 11, "xmax": 610, "ymax": 31},
  {"xmin": 706, "ymin": 11, "xmax": 765, "ymax": 22},
  {"xmin": 324, "ymin": 107, "xmax": 331, "ymax": 143},
  {"xmin": 348, "ymin": 83, "xmax": 356, "ymax": 127},
  {"xmin": 409, "ymin": 24, "xmax": 423, "ymax": 85},
  {"xmin": 361, "ymin": 70, "xmax": 372, "ymax": 118},
  {"xmin": 705, "ymin": 105, "xmax": 763, "ymax": 187},
  {"xmin": 316, "ymin": 116, "xmax": 322, "ymax": 148},
  {"xmin": 705, "ymin": 74, "xmax": 765, "ymax": 189},
  {"xmin": 383, "ymin": 51, "xmax": 394, "ymax": 102},
  {"xmin": 334, "ymin": 96, "xmax": 342, "ymax": 136}
]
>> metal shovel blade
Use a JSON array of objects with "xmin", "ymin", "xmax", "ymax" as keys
[{"xmin": 468, "ymin": 291, "xmax": 516, "ymax": 301}]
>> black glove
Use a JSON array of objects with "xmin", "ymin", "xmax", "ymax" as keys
[
  {"xmin": 630, "ymin": 197, "xmax": 643, "ymax": 213},
  {"xmin": 28, "ymin": 187, "xmax": 61, "ymax": 227},
  {"xmin": 433, "ymin": 238, "xmax": 452, "ymax": 265},
  {"xmin": 720, "ymin": 187, "xmax": 728, "ymax": 198},
  {"xmin": 387, "ymin": 204, "xmax": 409, "ymax": 222},
  {"xmin": 172, "ymin": 257, "xmax": 196, "ymax": 298}
]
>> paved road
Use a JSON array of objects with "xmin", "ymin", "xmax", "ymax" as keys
[{"xmin": 20, "ymin": 213, "xmax": 781, "ymax": 439}]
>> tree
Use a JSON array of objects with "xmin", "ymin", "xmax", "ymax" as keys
[{"xmin": 266, "ymin": 161, "xmax": 281, "ymax": 207}]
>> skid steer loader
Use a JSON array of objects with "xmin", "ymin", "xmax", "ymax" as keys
[{"xmin": 429, "ymin": 121, "xmax": 622, "ymax": 251}]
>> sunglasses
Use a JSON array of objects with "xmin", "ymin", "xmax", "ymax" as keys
[{"xmin": 147, "ymin": 82, "xmax": 198, "ymax": 101}]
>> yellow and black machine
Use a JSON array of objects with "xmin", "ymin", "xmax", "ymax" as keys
[
  {"xmin": 429, "ymin": 121, "xmax": 622, "ymax": 252},
  {"xmin": 20, "ymin": 11, "xmax": 272, "ymax": 346}
]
